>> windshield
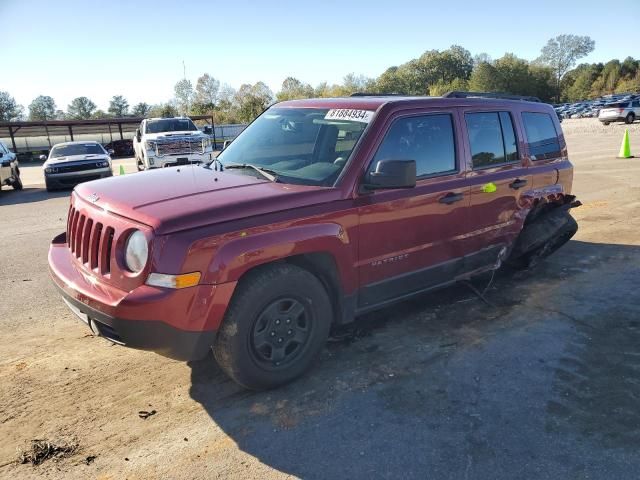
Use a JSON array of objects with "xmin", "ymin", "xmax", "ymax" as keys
[
  {"xmin": 146, "ymin": 118, "xmax": 198, "ymax": 133},
  {"xmin": 50, "ymin": 143, "xmax": 105, "ymax": 157},
  {"xmin": 217, "ymin": 108, "xmax": 371, "ymax": 186}
]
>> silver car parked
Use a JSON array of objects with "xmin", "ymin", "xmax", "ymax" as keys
[
  {"xmin": 598, "ymin": 100, "xmax": 640, "ymax": 125},
  {"xmin": 41, "ymin": 141, "xmax": 113, "ymax": 191}
]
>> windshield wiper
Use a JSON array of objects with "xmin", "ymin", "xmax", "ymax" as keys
[{"xmin": 224, "ymin": 163, "xmax": 279, "ymax": 182}]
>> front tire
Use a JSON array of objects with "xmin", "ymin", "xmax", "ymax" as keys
[
  {"xmin": 625, "ymin": 113, "xmax": 635, "ymax": 124},
  {"xmin": 11, "ymin": 170, "xmax": 23, "ymax": 190},
  {"xmin": 213, "ymin": 264, "xmax": 332, "ymax": 390},
  {"xmin": 602, "ymin": 121, "xmax": 610, "ymax": 126}
]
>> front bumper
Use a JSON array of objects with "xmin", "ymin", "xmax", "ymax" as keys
[
  {"xmin": 148, "ymin": 152, "xmax": 212, "ymax": 169},
  {"xmin": 48, "ymin": 232, "xmax": 237, "ymax": 361},
  {"xmin": 45, "ymin": 168, "xmax": 112, "ymax": 188}
]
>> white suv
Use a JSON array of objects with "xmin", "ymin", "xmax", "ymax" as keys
[
  {"xmin": 133, "ymin": 117, "xmax": 213, "ymax": 170},
  {"xmin": 598, "ymin": 99, "xmax": 640, "ymax": 125}
]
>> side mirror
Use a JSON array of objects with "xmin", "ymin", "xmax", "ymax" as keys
[
  {"xmin": 39, "ymin": 154, "xmax": 47, "ymax": 161},
  {"xmin": 223, "ymin": 139, "xmax": 232, "ymax": 150},
  {"xmin": 363, "ymin": 160, "xmax": 416, "ymax": 190},
  {"xmin": 135, "ymin": 129, "xmax": 141, "ymax": 141},
  {"xmin": 0, "ymin": 152, "xmax": 3, "ymax": 158},
  {"xmin": 108, "ymin": 149, "xmax": 115, "ymax": 155}
]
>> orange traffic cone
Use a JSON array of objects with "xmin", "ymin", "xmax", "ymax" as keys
[{"xmin": 617, "ymin": 129, "xmax": 633, "ymax": 158}]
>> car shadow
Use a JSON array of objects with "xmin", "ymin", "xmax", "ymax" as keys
[
  {"xmin": 188, "ymin": 240, "xmax": 640, "ymax": 479},
  {"xmin": 0, "ymin": 186, "xmax": 70, "ymax": 205}
]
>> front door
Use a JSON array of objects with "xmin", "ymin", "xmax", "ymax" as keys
[{"xmin": 356, "ymin": 110, "xmax": 470, "ymax": 311}]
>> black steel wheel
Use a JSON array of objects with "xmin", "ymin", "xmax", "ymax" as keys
[
  {"xmin": 250, "ymin": 297, "xmax": 313, "ymax": 369},
  {"xmin": 214, "ymin": 264, "xmax": 332, "ymax": 390}
]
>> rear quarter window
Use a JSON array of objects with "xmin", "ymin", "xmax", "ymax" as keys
[{"xmin": 522, "ymin": 112, "xmax": 561, "ymax": 160}]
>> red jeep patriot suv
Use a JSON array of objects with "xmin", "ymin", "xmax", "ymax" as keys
[{"xmin": 49, "ymin": 92, "xmax": 579, "ymax": 390}]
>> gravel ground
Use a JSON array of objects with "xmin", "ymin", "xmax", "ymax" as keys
[{"xmin": 1, "ymin": 120, "xmax": 640, "ymax": 479}]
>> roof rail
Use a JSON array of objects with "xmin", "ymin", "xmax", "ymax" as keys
[
  {"xmin": 349, "ymin": 92, "xmax": 411, "ymax": 97},
  {"xmin": 442, "ymin": 91, "xmax": 541, "ymax": 103}
]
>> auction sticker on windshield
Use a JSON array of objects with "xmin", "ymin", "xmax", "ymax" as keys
[{"xmin": 324, "ymin": 109, "xmax": 374, "ymax": 123}]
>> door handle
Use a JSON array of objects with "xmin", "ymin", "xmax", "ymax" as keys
[
  {"xmin": 439, "ymin": 192, "xmax": 464, "ymax": 204},
  {"xmin": 509, "ymin": 179, "xmax": 528, "ymax": 190}
]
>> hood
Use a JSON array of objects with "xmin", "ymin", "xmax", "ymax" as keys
[
  {"xmin": 45, "ymin": 154, "xmax": 110, "ymax": 165},
  {"xmin": 74, "ymin": 166, "xmax": 339, "ymax": 234},
  {"xmin": 144, "ymin": 131, "xmax": 206, "ymax": 141}
]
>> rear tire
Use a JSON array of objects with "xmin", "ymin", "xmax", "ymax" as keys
[
  {"xmin": 625, "ymin": 113, "xmax": 635, "ymax": 124},
  {"xmin": 136, "ymin": 156, "xmax": 145, "ymax": 171},
  {"xmin": 213, "ymin": 264, "xmax": 332, "ymax": 390},
  {"xmin": 602, "ymin": 121, "xmax": 610, "ymax": 126}
]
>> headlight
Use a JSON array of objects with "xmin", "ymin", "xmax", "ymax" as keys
[
  {"xmin": 124, "ymin": 230, "xmax": 148, "ymax": 273},
  {"xmin": 97, "ymin": 161, "xmax": 109, "ymax": 168},
  {"xmin": 45, "ymin": 167, "xmax": 57, "ymax": 174},
  {"xmin": 145, "ymin": 140, "xmax": 157, "ymax": 151}
]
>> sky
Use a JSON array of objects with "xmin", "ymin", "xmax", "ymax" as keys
[{"xmin": 2, "ymin": 0, "xmax": 639, "ymax": 112}]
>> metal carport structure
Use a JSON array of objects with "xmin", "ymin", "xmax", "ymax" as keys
[{"xmin": 0, "ymin": 115, "xmax": 215, "ymax": 155}]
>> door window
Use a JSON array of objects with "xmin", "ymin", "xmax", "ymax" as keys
[
  {"xmin": 522, "ymin": 112, "xmax": 561, "ymax": 160},
  {"xmin": 370, "ymin": 114, "xmax": 456, "ymax": 178},
  {"xmin": 465, "ymin": 112, "xmax": 519, "ymax": 169}
]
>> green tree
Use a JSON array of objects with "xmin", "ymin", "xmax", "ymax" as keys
[
  {"xmin": 148, "ymin": 103, "xmax": 179, "ymax": 118},
  {"xmin": 92, "ymin": 109, "xmax": 109, "ymax": 119},
  {"xmin": 0, "ymin": 91, "xmax": 24, "ymax": 121},
  {"xmin": 67, "ymin": 96, "xmax": 97, "ymax": 119},
  {"xmin": 428, "ymin": 78, "xmax": 469, "ymax": 96},
  {"xmin": 469, "ymin": 62, "xmax": 499, "ymax": 92},
  {"xmin": 108, "ymin": 95, "xmax": 129, "ymax": 117},
  {"xmin": 174, "ymin": 79, "xmax": 194, "ymax": 115},
  {"xmin": 194, "ymin": 73, "xmax": 220, "ymax": 111},
  {"xmin": 132, "ymin": 102, "xmax": 151, "ymax": 117},
  {"xmin": 565, "ymin": 64, "xmax": 598, "ymax": 101},
  {"xmin": 28, "ymin": 95, "xmax": 56, "ymax": 120},
  {"xmin": 493, "ymin": 54, "xmax": 532, "ymax": 94},
  {"xmin": 233, "ymin": 82, "xmax": 273, "ymax": 123},
  {"xmin": 276, "ymin": 77, "xmax": 314, "ymax": 102},
  {"xmin": 537, "ymin": 34, "xmax": 595, "ymax": 102},
  {"xmin": 615, "ymin": 73, "xmax": 640, "ymax": 94}
]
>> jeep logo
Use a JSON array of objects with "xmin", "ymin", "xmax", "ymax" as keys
[{"xmin": 87, "ymin": 193, "xmax": 100, "ymax": 203}]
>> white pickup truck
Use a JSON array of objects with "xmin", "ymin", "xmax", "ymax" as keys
[{"xmin": 133, "ymin": 117, "xmax": 213, "ymax": 170}]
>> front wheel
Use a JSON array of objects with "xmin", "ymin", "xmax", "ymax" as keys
[
  {"xmin": 625, "ymin": 113, "xmax": 635, "ymax": 124},
  {"xmin": 136, "ymin": 155, "xmax": 145, "ymax": 171},
  {"xmin": 602, "ymin": 121, "xmax": 610, "ymax": 126},
  {"xmin": 12, "ymin": 170, "xmax": 23, "ymax": 190},
  {"xmin": 213, "ymin": 264, "xmax": 332, "ymax": 390}
]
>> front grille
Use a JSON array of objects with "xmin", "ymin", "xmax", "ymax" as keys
[
  {"xmin": 59, "ymin": 175, "xmax": 101, "ymax": 185},
  {"xmin": 55, "ymin": 162, "xmax": 105, "ymax": 174},
  {"xmin": 156, "ymin": 138, "xmax": 204, "ymax": 156},
  {"xmin": 67, "ymin": 206, "xmax": 114, "ymax": 274}
]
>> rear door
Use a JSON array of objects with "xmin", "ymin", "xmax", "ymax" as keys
[
  {"xmin": 461, "ymin": 110, "xmax": 530, "ymax": 260},
  {"xmin": 356, "ymin": 109, "xmax": 470, "ymax": 310},
  {"xmin": 633, "ymin": 100, "xmax": 640, "ymax": 119}
]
